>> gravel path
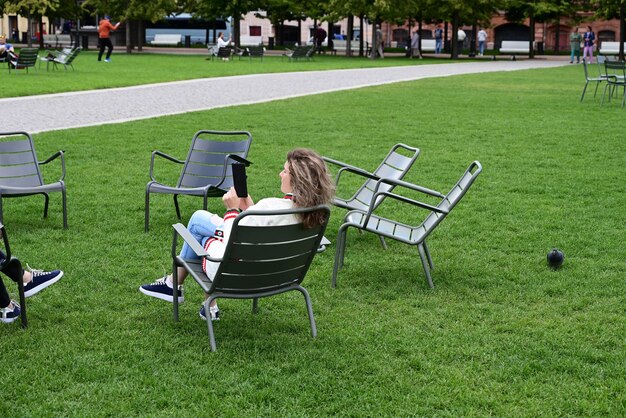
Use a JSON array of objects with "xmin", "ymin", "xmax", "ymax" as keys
[{"xmin": 1, "ymin": 60, "xmax": 566, "ymax": 134}]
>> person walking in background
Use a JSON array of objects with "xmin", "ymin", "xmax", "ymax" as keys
[
  {"xmin": 570, "ymin": 27, "xmax": 582, "ymax": 64},
  {"xmin": 583, "ymin": 25, "xmax": 595, "ymax": 63},
  {"xmin": 457, "ymin": 27, "xmax": 466, "ymax": 57},
  {"xmin": 98, "ymin": 15, "xmax": 121, "ymax": 63},
  {"xmin": 477, "ymin": 28, "xmax": 487, "ymax": 56},
  {"xmin": 435, "ymin": 25, "xmax": 443, "ymax": 54},
  {"xmin": 410, "ymin": 30, "xmax": 422, "ymax": 59}
]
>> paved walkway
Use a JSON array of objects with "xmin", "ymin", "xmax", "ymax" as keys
[{"xmin": 2, "ymin": 60, "xmax": 567, "ymax": 133}]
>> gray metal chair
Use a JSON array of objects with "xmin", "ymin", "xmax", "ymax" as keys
[
  {"xmin": 601, "ymin": 60, "xmax": 626, "ymax": 108},
  {"xmin": 0, "ymin": 223, "xmax": 27, "ymax": 328},
  {"xmin": 332, "ymin": 161, "xmax": 482, "ymax": 289},
  {"xmin": 49, "ymin": 47, "xmax": 81, "ymax": 71},
  {"xmin": 581, "ymin": 59, "xmax": 605, "ymax": 102},
  {"xmin": 145, "ymin": 130, "xmax": 252, "ymax": 231},
  {"xmin": 323, "ymin": 144, "xmax": 420, "ymax": 249},
  {"xmin": 0, "ymin": 132, "xmax": 67, "ymax": 228},
  {"xmin": 172, "ymin": 205, "xmax": 330, "ymax": 351}
]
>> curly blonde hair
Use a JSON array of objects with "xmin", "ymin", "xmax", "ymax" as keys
[{"xmin": 287, "ymin": 148, "xmax": 335, "ymax": 228}]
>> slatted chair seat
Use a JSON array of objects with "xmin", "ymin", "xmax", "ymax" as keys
[
  {"xmin": 0, "ymin": 132, "xmax": 67, "ymax": 228},
  {"xmin": 171, "ymin": 205, "xmax": 330, "ymax": 351},
  {"xmin": 332, "ymin": 161, "xmax": 482, "ymax": 289},
  {"xmin": 145, "ymin": 130, "xmax": 252, "ymax": 231}
]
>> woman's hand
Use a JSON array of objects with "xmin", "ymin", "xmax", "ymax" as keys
[{"xmin": 222, "ymin": 187, "xmax": 254, "ymax": 211}]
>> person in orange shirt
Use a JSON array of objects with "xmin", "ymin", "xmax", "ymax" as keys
[{"xmin": 98, "ymin": 15, "xmax": 121, "ymax": 62}]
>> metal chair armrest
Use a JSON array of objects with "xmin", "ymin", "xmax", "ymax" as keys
[
  {"xmin": 39, "ymin": 150, "xmax": 66, "ymax": 181},
  {"xmin": 373, "ymin": 176, "xmax": 445, "ymax": 198},
  {"xmin": 362, "ymin": 190, "xmax": 448, "ymax": 227},
  {"xmin": 172, "ymin": 223, "xmax": 223, "ymax": 262},
  {"xmin": 149, "ymin": 150, "xmax": 184, "ymax": 182}
]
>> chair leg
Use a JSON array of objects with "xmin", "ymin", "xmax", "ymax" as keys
[
  {"xmin": 0, "ymin": 196, "xmax": 4, "ymax": 225},
  {"xmin": 593, "ymin": 81, "xmax": 601, "ymax": 98},
  {"xmin": 580, "ymin": 81, "xmax": 588, "ymax": 102},
  {"xmin": 423, "ymin": 241, "xmax": 435, "ymax": 271},
  {"xmin": 173, "ymin": 195, "xmax": 181, "ymax": 220},
  {"xmin": 332, "ymin": 225, "xmax": 348, "ymax": 288},
  {"xmin": 205, "ymin": 295, "xmax": 218, "ymax": 352},
  {"xmin": 172, "ymin": 263, "xmax": 179, "ymax": 322},
  {"xmin": 378, "ymin": 235, "xmax": 388, "ymax": 250},
  {"xmin": 61, "ymin": 187, "xmax": 68, "ymax": 229},
  {"xmin": 144, "ymin": 188, "xmax": 151, "ymax": 232},
  {"xmin": 252, "ymin": 297, "xmax": 259, "ymax": 314},
  {"xmin": 417, "ymin": 243, "xmax": 434, "ymax": 289},
  {"xmin": 601, "ymin": 84, "xmax": 610, "ymax": 105},
  {"xmin": 43, "ymin": 193, "xmax": 49, "ymax": 218},
  {"xmin": 296, "ymin": 285, "xmax": 317, "ymax": 338},
  {"xmin": 17, "ymin": 275, "xmax": 27, "ymax": 328}
]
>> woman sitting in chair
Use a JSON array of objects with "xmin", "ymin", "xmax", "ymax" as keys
[{"xmin": 139, "ymin": 148, "xmax": 335, "ymax": 321}]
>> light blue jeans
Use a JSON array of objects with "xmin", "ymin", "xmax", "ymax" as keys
[
  {"xmin": 435, "ymin": 38, "xmax": 442, "ymax": 54},
  {"xmin": 479, "ymin": 41, "xmax": 485, "ymax": 55},
  {"xmin": 180, "ymin": 210, "xmax": 223, "ymax": 260}
]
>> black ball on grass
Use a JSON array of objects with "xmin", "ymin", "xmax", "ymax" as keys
[{"xmin": 547, "ymin": 248, "xmax": 565, "ymax": 269}]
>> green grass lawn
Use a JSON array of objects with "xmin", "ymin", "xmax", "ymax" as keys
[
  {"xmin": 7, "ymin": 50, "xmax": 447, "ymax": 98},
  {"xmin": 1, "ymin": 64, "xmax": 624, "ymax": 416}
]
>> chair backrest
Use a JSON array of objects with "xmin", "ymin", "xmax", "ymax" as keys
[
  {"xmin": 15, "ymin": 48, "xmax": 39, "ymax": 67},
  {"xmin": 62, "ymin": 47, "xmax": 81, "ymax": 64},
  {"xmin": 217, "ymin": 47, "xmax": 232, "ymax": 58},
  {"xmin": 177, "ymin": 130, "xmax": 252, "ymax": 191},
  {"xmin": 247, "ymin": 46, "xmax": 264, "ymax": 57},
  {"xmin": 349, "ymin": 144, "xmax": 420, "ymax": 211},
  {"xmin": 210, "ymin": 206, "xmax": 330, "ymax": 294},
  {"xmin": 418, "ymin": 161, "xmax": 482, "ymax": 242},
  {"xmin": 604, "ymin": 60, "xmax": 626, "ymax": 80},
  {"xmin": 0, "ymin": 132, "xmax": 45, "ymax": 188}
]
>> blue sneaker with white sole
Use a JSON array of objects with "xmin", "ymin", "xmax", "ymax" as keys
[
  {"xmin": 199, "ymin": 304, "xmax": 220, "ymax": 321},
  {"xmin": 139, "ymin": 275, "xmax": 184, "ymax": 303},
  {"xmin": 0, "ymin": 301, "xmax": 21, "ymax": 324},
  {"xmin": 24, "ymin": 266, "xmax": 63, "ymax": 298}
]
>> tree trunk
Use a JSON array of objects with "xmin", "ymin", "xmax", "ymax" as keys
[
  {"xmin": 418, "ymin": 19, "xmax": 423, "ymax": 55},
  {"xmin": 619, "ymin": 3, "xmax": 626, "ymax": 61},
  {"xmin": 555, "ymin": 17, "xmax": 560, "ymax": 53},
  {"xmin": 444, "ymin": 22, "xmax": 449, "ymax": 53},
  {"xmin": 27, "ymin": 13, "xmax": 33, "ymax": 47},
  {"xmin": 347, "ymin": 15, "xmax": 353, "ymax": 56},
  {"xmin": 297, "ymin": 19, "xmax": 302, "ymax": 46},
  {"xmin": 470, "ymin": 22, "xmax": 477, "ymax": 56},
  {"xmin": 529, "ymin": 15, "xmax": 535, "ymax": 59},
  {"xmin": 38, "ymin": 17, "xmax": 44, "ymax": 49},
  {"xmin": 370, "ymin": 18, "xmax": 378, "ymax": 59},
  {"xmin": 137, "ymin": 20, "xmax": 143, "ymax": 51},
  {"xmin": 328, "ymin": 21, "xmax": 333, "ymax": 51},
  {"xmin": 126, "ymin": 22, "xmax": 132, "ymax": 53},
  {"xmin": 359, "ymin": 15, "xmax": 364, "ymax": 56},
  {"xmin": 451, "ymin": 11, "xmax": 459, "ymax": 59}
]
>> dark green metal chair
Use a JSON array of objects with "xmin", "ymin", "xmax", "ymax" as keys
[
  {"xmin": 0, "ymin": 132, "xmax": 67, "ymax": 228},
  {"xmin": 145, "ymin": 130, "xmax": 252, "ymax": 231},
  {"xmin": 8, "ymin": 47, "xmax": 38, "ymax": 73},
  {"xmin": 172, "ymin": 205, "xmax": 330, "ymax": 351},
  {"xmin": 332, "ymin": 161, "xmax": 482, "ymax": 289}
]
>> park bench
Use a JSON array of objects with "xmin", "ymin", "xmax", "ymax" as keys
[
  {"xmin": 499, "ymin": 40, "xmax": 531, "ymax": 60},
  {"xmin": 598, "ymin": 42, "xmax": 626, "ymax": 55},
  {"xmin": 42, "ymin": 34, "xmax": 56, "ymax": 48},
  {"xmin": 282, "ymin": 45, "xmax": 315, "ymax": 61},
  {"xmin": 150, "ymin": 34, "xmax": 181, "ymax": 46},
  {"xmin": 56, "ymin": 34, "xmax": 72, "ymax": 48},
  {"xmin": 420, "ymin": 39, "xmax": 436, "ymax": 52}
]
